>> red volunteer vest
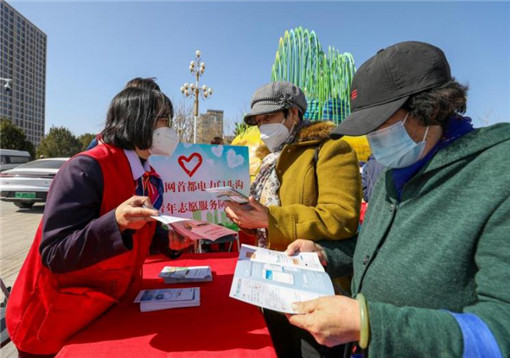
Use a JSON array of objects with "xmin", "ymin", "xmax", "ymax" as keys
[{"xmin": 6, "ymin": 144, "xmax": 156, "ymax": 354}]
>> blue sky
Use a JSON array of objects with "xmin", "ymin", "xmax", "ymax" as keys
[{"xmin": 9, "ymin": 0, "xmax": 510, "ymax": 136}]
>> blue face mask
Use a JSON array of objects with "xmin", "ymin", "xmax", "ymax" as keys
[{"xmin": 367, "ymin": 114, "xmax": 429, "ymax": 169}]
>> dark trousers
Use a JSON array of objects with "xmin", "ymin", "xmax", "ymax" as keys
[
  {"xmin": 263, "ymin": 309, "xmax": 346, "ymax": 358},
  {"xmin": 18, "ymin": 350, "xmax": 56, "ymax": 358}
]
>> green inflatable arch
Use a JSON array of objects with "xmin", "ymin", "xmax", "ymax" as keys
[{"xmin": 271, "ymin": 27, "xmax": 356, "ymax": 124}]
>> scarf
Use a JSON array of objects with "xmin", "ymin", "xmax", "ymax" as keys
[
  {"xmin": 135, "ymin": 166, "xmax": 164, "ymax": 210},
  {"xmin": 250, "ymin": 120, "xmax": 311, "ymax": 247}
]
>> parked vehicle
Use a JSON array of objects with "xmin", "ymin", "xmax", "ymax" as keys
[
  {"xmin": 0, "ymin": 149, "xmax": 31, "ymax": 172},
  {"xmin": 0, "ymin": 158, "xmax": 69, "ymax": 209}
]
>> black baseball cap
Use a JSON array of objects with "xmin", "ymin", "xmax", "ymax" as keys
[{"xmin": 330, "ymin": 41, "xmax": 452, "ymax": 137}]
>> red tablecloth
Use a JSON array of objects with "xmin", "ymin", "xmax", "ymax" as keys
[{"xmin": 57, "ymin": 253, "xmax": 276, "ymax": 357}]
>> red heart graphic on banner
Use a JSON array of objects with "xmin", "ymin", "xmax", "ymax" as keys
[{"xmin": 178, "ymin": 153, "xmax": 203, "ymax": 177}]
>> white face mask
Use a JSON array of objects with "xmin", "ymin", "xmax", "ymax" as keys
[
  {"xmin": 259, "ymin": 118, "xmax": 291, "ymax": 152},
  {"xmin": 150, "ymin": 127, "xmax": 179, "ymax": 156}
]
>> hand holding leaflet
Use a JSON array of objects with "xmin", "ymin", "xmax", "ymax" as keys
[
  {"xmin": 229, "ymin": 245, "xmax": 334, "ymax": 314},
  {"xmin": 242, "ymin": 244, "xmax": 325, "ymax": 272},
  {"xmin": 224, "ymin": 197, "xmax": 269, "ymax": 229},
  {"xmin": 205, "ymin": 186, "xmax": 253, "ymax": 209}
]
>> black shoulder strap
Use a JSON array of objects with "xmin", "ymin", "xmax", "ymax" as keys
[
  {"xmin": 314, "ymin": 145, "xmax": 320, "ymax": 165},
  {"xmin": 313, "ymin": 141, "xmax": 326, "ymax": 186},
  {"xmin": 313, "ymin": 141, "xmax": 325, "ymax": 168}
]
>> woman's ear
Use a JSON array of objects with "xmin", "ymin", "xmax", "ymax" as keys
[{"xmin": 290, "ymin": 107, "xmax": 300, "ymax": 123}]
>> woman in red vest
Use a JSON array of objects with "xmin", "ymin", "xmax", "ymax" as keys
[{"xmin": 6, "ymin": 86, "xmax": 180, "ymax": 357}]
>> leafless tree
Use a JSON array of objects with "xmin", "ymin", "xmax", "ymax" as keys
[{"xmin": 173, "ymin": 99, "xmax": 194, "ymax": 143}]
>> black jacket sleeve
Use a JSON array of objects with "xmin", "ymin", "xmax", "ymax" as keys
[{"xmin": 39, "ymin": 155, "xmax": 130, "ymax": 273}]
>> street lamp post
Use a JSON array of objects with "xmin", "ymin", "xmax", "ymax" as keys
[
  {"xmin": 181, "ymin": 50, "xmax": 213, "ymax": 143},
  {"xmin": 0, "ymin": 77, "xmax": 12, "ymax": 91}
]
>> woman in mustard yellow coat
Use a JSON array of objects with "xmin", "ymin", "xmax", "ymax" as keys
[{"xmin": 225, "ymin": 81, "xmax": 361, "ymax": 357}]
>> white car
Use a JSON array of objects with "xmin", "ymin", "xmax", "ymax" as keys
[
  {"xmin": 0, "ymin": 158, "xmax": 69, "ymax": 209},
  {"xmin": 0, "ymin": 149, "xmax": 31, "ymax": 172}
]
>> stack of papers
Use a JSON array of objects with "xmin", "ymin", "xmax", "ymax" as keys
[
  {"xmin": 134, "ymin": 287, "xmax": 200, "ymax": 312},
  {"xmin": 159, "ymin": 266, "xmax": 213, "ymax": 284}
]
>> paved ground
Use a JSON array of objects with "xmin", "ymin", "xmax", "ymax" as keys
[
  {"xmin": 1, "ymin": 201, "xmax": 45, "ymax": 357},
  {"xmin": 1, "ymin": 201, "xmax": 44, "ymax": 287}
]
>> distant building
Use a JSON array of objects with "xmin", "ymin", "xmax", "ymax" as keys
[
  {"xmin": 196, "ymin": 109, "xmax": 223, "ymax": 144},
  {"xmin": 0, "ymin": 1, "xmax": 47, "ymax": 146}
]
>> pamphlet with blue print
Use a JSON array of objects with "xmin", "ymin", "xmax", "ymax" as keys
[
  {"xmin": 229, "ymin": 244, "xmax": 334, "ymax": 314},
  {"xmin": 159, "ymin": 265, "xmax": 212, "ymax": 284},
  {"xmin": 134, "ymin": 287, "xmax": 200, "ymax": 312}
]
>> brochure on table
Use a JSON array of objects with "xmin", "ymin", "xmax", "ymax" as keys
[
  {"xmin": 159, "ymin": 265, "xmax": 212, "ymax": 284},
  {"xmin": 134, "ymin": 287, "xmax": 200, "ymax": 312},
  {"xmin": 149, "ymin": 143, "xmax": 250, "ymax": 232},
  {"xmin": 229, "ymin": 244, "xmax": 334, "ymax": 314}
]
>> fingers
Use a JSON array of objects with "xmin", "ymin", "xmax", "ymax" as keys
[
  {"xmin": 286, "ymin": 239, "xmax": 313, "ymax": 255},
  {"xmin": 226, "ymin": 197, "xmax": 263, "ymax": 214},
  {"xmin": 225, "ymin": 207, "xmax": 242, "ymax": 226},
  {"xmin": 225, "ymin": 197, "xmax": 268, "ymax": 229},
  {"xmin": 129, "ymin": 196, "xmax": 159, "ymax": 216},
  {"xmin": 225, "ymin": 206, "xmax": 239, "ymax": 220},
  {"xmin": 130, "ymin": 206, "xmax": 159, "ymax": 217},
  {"xmin": 286, "ymin": 240, "xmax": 303, "ymax": 255},
  {"xmin": 288, "ymin": 313, "xmax": 307, "ymax": 329},
  {"xmin": 288, "ymin": 299, "xmax": 319, "ymax": 331},
  {"xmin": 141, "ymin": 198, "xmax": 156, "ymax": 210},
  {"xmin": 247, "ymin": 197, "xmax": 268, "ymax": 215},
  {"xmin": 124, "ymin": 215, "xmax": 154, "ymax": 224},
  {"xmin": 128, "ymin": 195, "xmax": 152, "ymax": 206},
  {"xmin": 225, "ymin": 205, "xmax": 247, "ymax": 225},
  {"xmin": 290, "ymin": 296, "xmax": 360, "ymax": 348},
  {"xmin": 116, "ymin": 196, "xmax": 159, "ymax": 232},
  {"xmin": 247, "ymin": 196, "xmax": 262, "ymax": 209},
  {"xmin": 223, "ymin": 200, "xmax": 243, "ymax": 211},
  {"xmin": 287, "ymin": 305, "xmax": 316, "ymax": 332},
  {"xmin": 291, "ymin": 299, "xmax": 317, "ymax": 314},
  {"xmin": 288, "ymin": 313, "xmax": 329, "ymax": 347},
  {"xmin": 225, "ymin": 202, "xmax": 244, "ymax": 223}
]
